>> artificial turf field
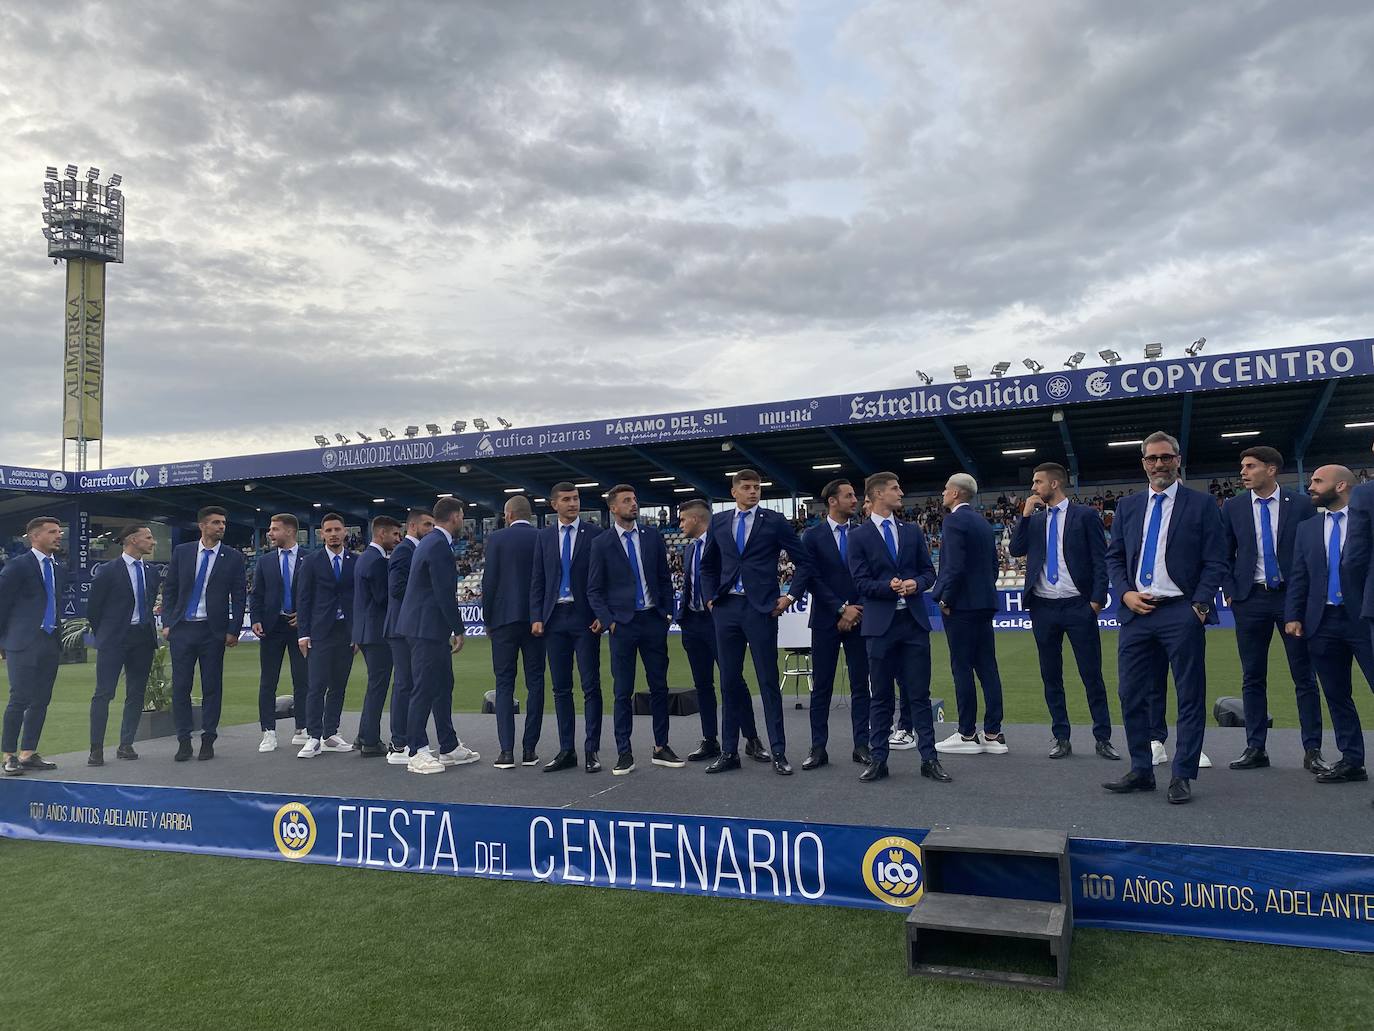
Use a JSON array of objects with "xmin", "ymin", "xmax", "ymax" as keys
[{"xmin": 4, "ymin": 631, "xmax": 1373, "ymax": 1028}]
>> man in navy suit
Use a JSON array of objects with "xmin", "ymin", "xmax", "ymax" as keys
[
  {"xmin": 396, "ymin": 498, "xmax": 474, "ymax": 774},
  {"xmin": 1009, "ymin": 462, "xmax": 1119, "ymax": 760},
  {"xmin": 795, "ymin": 478, "xmax": 872, "ymax": 770},
  {"xmin": 482, "ymin": 496, "xmax": 546, "ymax": 770},
  {"xmin": 530, "ymin": 482, "xmax": 604, "ymax": 773},
  {"xmin": 587, "ymin": 483, "xmax": 682, "ymax": 775},
  {"xmin": 0, "ymin": 516, "xmax": 65, "ymax": 775},
  {"xmin": 1221, "ymin": 446, "xmax": 1324, "ymax": 772},
  {"xmin": 354, "ymin": 515, "xmax": 402, "ymax": 757},
  {"xmin": 86, "ymin": 524, "xmax": 160, "ymax": 766},
  {"xmin": 384, "ymin": 508, "xmax": 447, "ymax": 764},
  {"xmin": 931, "ymin": 473, "xmax": 1007, "ymax": 755},
  {"xmin": 700, "ymin": 468, "xmax": 812, "ymax": 774},
  {"xmin": 294, "ymin": 513, "xmax": 358, "ymax": 758},
  {"xmin": 1343, "ymin": 451, "xmax": 1374, "ymax": 674},
  {"xmin": 1105, "ymin": 432, "xmax": 1227, "ymax": 804},
  {"xmin": 1285, "ymin": 465, "xmax": 1372, "ymax": 786},
  {"xmin": 249, "ymin": 513, "xmax": 308, "ymax": 753},
  {"xmin": 161, "ymin": 506, "xmax": 247, "ymax": 762},
  {"xmin": 848, "ymin": 472, "xmax": 949, "ymax": 783}
]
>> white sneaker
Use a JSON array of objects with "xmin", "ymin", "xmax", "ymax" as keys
[
  {"xmin": 258, "ymin": 730, "xmax": 278, "ymax": 753},
  {"xmin": 297, "ymin": 737, "xmax": 322, "ymax": 759},
  {"xmin": 290, "ymin": 730, "xmax": 309, "ymax": 745},
  {"xmin": 981, "ymin": 732, "xmax": 1009, "ymax": 755},
  {"xmin": 888, "ymin": 729, "xmax": 917, "ymax": 750},
  {"xmin": 321, "ymin": 735, "xmax": 353, "ymax": 752},
  {"xmin": 386, "ymin": 749, "xmax": 411, "ymax": 766},
  {"xmin": 1199, "ymin": 751, "xmax": 1213, "ymax": 769},
  {"xmin": 1150, "ymin": 740, "xmax": 1168, "ymax": 766},
  {"xmin": 438, "ymin": 743, "xmax": 481, "ymax": 766},
  {"xmin": 407, "ymin": 753, "xmax": 445, "ymax": 775},
  {"xmin": 935, "ymin": 731, "xmax": 984, "ymax": 755}
]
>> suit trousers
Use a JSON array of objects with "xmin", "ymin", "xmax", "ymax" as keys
[
  {"xmin": 545, "ymin": 604, "xmax": 603, "ymax": 754},
  {"xmin": 1307, "ymin": 606, "xmax": 1373, "ymax": 768},
  {"xmin": 608, "ymin": 608, "xmax": 671, "ymax": 754},
  {"xmin": 1029, "ymin": 597, "xmax": 1113, "ymax": 743},
  {"xmin": 305, "ymin": 620, "xmax": 354, "ymax": 740},
  {"xmin": 257, "ymin": 618, "xmax": 309, "ymax": 731},
  {"xmin": 356, "ymin": 642, "xmax": 394, "ymax": 746},
  {"xmin": 944, "ymin": 609, "xmax": 1005, "ymax": 737},
  {"xmin": 809, "ymin": 621, "xmax": 871, "ymax": 750},
  {"xmin": 1232, "ymin": 588, "xmax": 1321, "ymax": 751},
  {"xmin": 405, "ymin": 636, "xmax": 459, "ymax": 757},
  {"xmin": 489, "ymin": 622, "xmax": 546, "ymax": 754},
  {"xmin": 388, "ymin": 636, "xmax": 448, "ymax": 751},
  {"xmin": 865, "ymin": 618, "xmax": 934, "ymax": 765},
  {"xmin": 1118, "ymin": 599, "xmax": 1207, "ymax": 778},
  {"xmin": 169, "ymin": 620, "xmax": 227, "ymax": 743},
  {"xmin": 91, "ymin": 624, "xmax": 156, "ymax": 748},
  {"xmin": 680, "ymin": 606, "xmax": 759, "ymax": 742},
  {"xmin": 2, "ymin": 631, "xmax": 60, "ymax": 753},
  {"xmin": 713, "ymin": 594, "xmax": 785, "ymax": 753}
]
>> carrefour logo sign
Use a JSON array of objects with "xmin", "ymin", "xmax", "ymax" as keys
[
  {"xmin": 273, "ymin": 801, "xmax": 318, "ymax": 859},
  {"xmin": 861, "ymin": 835, "xmax": 924, "ymax": 907}
]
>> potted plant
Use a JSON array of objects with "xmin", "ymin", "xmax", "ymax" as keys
[{"xmin": 58, "ymin": 618, "xmax": 90, "ymax": 665}]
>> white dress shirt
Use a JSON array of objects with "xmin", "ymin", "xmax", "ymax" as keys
[
  {"xmin": 870, "ymin": 511, "xmax": 905, "ymax": 608},
  {"xmin": 1249, "ymin": 487, "xmax": 1281, "ymax": 585},
  {"xmin": 615, "ymin": 523, "xmax": 653, "ymax": 609},
  {"xmin": 122, "ymin": 552, "xmax": 148, "ymax": 624},
  {"xmin": 1323, "ymin": 507, "xmax": 1349, "ymax": 555},
  {"xmin": 323, "ymin": 545, "xmax": 347, "ymax": 620},
  {"xmin": 190, "ymin": 543, "xmax": 221, "ymax": 620},
  {"xmin": 688, "ymin": 533, "xmax": 707, "ymax": 611},
  {"xmin": 1135, "ymin": 481, "xmax": 1182, "ymax": 598},
  {"xmin": 1034, "ymin": 499, "xmax": 1081, "ymax": 600}
]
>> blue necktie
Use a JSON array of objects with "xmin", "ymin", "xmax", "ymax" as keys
[
  {"xmin": 1327, "ymin": 512, "xmax": 1344, "ymax": 606},
  {"xmin": 1258, "ymin": 497, "xmax": 1280, "ymax": 588},
  {"xmin": 692, "ymin": 537, "xmax": 703, "ymax": 609},
  {"xmin": 624, "ymin": 529, "xmax": 646, "ymax": 609},
  {"xmin": 1046, "ymin": 506, "xmax": 1060, "ymax": 585},
  {"xmin": 333, "ymin": 553, "xmax": 342, "ymax": 580},
  {"xmin": 281, "ymin": 550, "xmax": 293, "ymax": 611},
  {"xmin": 1139, "ymin": 494, "xmax": 1166, "ymax": 588},
  {"xmin": 837, "ymin": 524, "xmax": 848, "ymax": 565},
  {"xmin": 187, "ymin": 548, "xmax": 212, "ymax": 620},
  {"xmin": 881, "ymin": 519, "xmax": 898, "ymax": 562},
  {"xmin": 41, "ymin": 556, "xmax": 56, "ymax": 634},
  {"xmin": 734, "ymin": 510, "xmax": 749, "ymax": 592},
  {"xmin": 133, "ymin": 560, "xmax": 148, "ymax": 624},
  {"xmin": 559, "ymin": 525, "xmax": 573, "ymax": 599}
]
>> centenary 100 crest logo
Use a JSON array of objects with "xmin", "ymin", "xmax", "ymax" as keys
[
  {"xmin": 862, "ymin": 836, "xmax": 924, "ymax": 907},
  {"xmin": 272, "ymin": 801, "xmax": 317, "ymax": 859}
]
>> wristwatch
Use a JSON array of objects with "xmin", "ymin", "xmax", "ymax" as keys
[{"xmin": 1192, "ymin": 602, "xmax": 1211, "ymax": 616}]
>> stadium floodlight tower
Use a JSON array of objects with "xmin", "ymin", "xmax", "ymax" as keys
[{"xmin": 42, "ymin": 164, "xmax": 125, "ymax": 470}]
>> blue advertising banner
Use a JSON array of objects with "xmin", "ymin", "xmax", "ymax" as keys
[{"xmin": 2, "ymin": 781, "xmax": 1370, "ymax": 951}]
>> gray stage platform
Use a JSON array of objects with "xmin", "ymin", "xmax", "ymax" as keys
[{"xmin": 32, "ymin": 710, "xmax": 1373, "ymax": 854}]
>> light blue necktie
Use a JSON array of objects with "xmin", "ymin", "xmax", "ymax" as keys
[
  {"xmin": 133, "ymin": 560, "xmax": 148, "ymax": 624},
  {"xmin": 1139, "ymin": 494, "xmax": 1165, "ymax": 587},
  {"xmin": 692, "ymin": 537, "xmax": 703, "ymax": 609},
  {"xmin": 187, "ymin": 548, "xmax": 212, "ymax": 620},
  {"xmin": 1046, "ymin": 506, "xmax": 1060, "ymax": 585},
  {"xmin": 836, "ymin": 524, "xmax": 848, "ymax": 565},
  {"xmin": 624, "ymin": 529, "xmax": 646, "ymax": 609},
  {"xmin": 281, "ymin": 550, "xmax": 293, "ymax": 611},
  {"xmin": 881, "ymin": 519, "xmax": 898, "ymax": 562},
  {"xmin": 1258, "ymin": 498, "xmax": 1280, "ymax": 587},
  {"xmin": 41, "ymin": 556, "xmax": 56, "ymax": 634},
  {"xmin": 734, "ymin": 510, "xmax": 749, "ymax": 592},
  {"xmin": 559, "ymin": 525, "xmax": 573, "ymax": 599},
  {"xmin": 1327, "ymin": 512, "xmax": 1344, "ymax": 606}
]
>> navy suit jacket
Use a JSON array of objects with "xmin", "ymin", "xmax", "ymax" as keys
[
  {"xmin": 249, "ymin": 547, "xmax": 303, "ymax": 634},
  {"xmin": 530, "ymin": 519, "xmax": 603, "ymax": 625},
  {"xmin": 1286, "ymin": 512, "xmax": 1366, "ymax": 631},
  {"xmin": 1105, "ymin": 485, "xmax": 1226, "ymax": 625},
  {"xmin": 699, "ymin": 507, "xmax": 811, "ymax": 614},
  {"xmin": 798, "ymin": 522, "xmax": 861, "ymax": 629},
  {"xmin": 587, "ymin": 524, "xmax": 674, "ymax": 628},
  {"xmin": 847, "ymin": 518, "xmax": 937, "ymax": 636},
  {"xmin": 396, "ymin": 528, "xmax": 466, "ymax": 642},
  {"xmin": 161, "ymin": 541, "xmax": 247, "ymax": 635},
  {"xmin": 352, "ymin": 544, "xmax": 390, "ymax": 646},
  {"xmin": 383, "ymin": 536, "xmax": 418, "ymax": 640},
  {"xmin": 1221, "ymin": 488, "xmax": 1316, "ymax": 601},
  {"xmin": 1345, "ymin": 481, "xmax": 1374, "ymax": 620},
  {"xmin": 88, "ymin": 557, "xmax": 160, "ymax": 650},
  {"xmin": 675, "ymin": 534, "xmax": 710, "ymax": 622},
  {"xmin": 296, "ymin": 548, "xmax": 356, "ymax": 641},
  {"xmin": 0, "ymin": 551, "xmax": 65, "ymax": 652},
  {"xmin": 1008, "ymin": 503, "xmax": 1108, "ymax": 608},
  {"xmin": 930, "ymin": 506, "xmax": 1000, "ymax": 611},
  {"xmin": 481, "ymin": 522, "xmax": 539, "ymax": 629}
]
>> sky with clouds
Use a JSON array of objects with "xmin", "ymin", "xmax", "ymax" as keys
[{"xmin": 2, "ymin": 0, "xmax": 1372, "ymax": 468}]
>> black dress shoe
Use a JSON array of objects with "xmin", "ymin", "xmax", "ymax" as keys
[
  {"xmin": 88, "ymin": 748, "xmax": 105, "ymax": 767},
  {"xmin": 197, "ymin": 740, "xmax": 215, "ymax": 761},
  {"xmin": 1229, "ymin": 747, "xmax": 1270, "ymax": 770},
  {"xmin": 687, "ymin": 738, "xmax": 720, "ymax": 762},
  {"xmin": 744, "ymin": 737, "xmax": 772, "ymax": 763},
  {"xmin": 359, "ymin": 743, "xmax": 388, "ymax": 758},
  {"xmin": 521, "ymin": 748, "xmax": 539, "ymax": 767},
  {"xmin": 544, "ymin": 749, "xmax": 578, "ymax": 772},
  {"xmin": 1167, "ymin": 777, "xmax": 1192, "ymax": 804},
  {"xmin": 652, "ymin": 745, "xmax": 686, "ymax": 768},
  {"xmin": 802, "ymin": 747, "xmax": 828, "ymax": 770},
  {"xmin": 116, "ymin": 745, "xmax": 138, "ymax": 760},
  {"xmin": 859, "ymin": 761, "xmax": 889, "ymax": 782},
  {"xmin": 1049, "ymin": 739, "xmax": 1072, "ymax": 759},
  {"xmin": 1304, "ymin": 748, "xmax": 1334, "ymax": 775},
  {"xmin": 1095, "ymin": 740, "xmax": 1121, "ymax": 761},
  {"xmin": 1104, "ymin": 770, "xmax": 1156, "ymax": 793},
  {"xmin": 772, "ymin": 752, "xmax": 793, "ymax": 776},
  {"xmin": 493, "ymin": 750, "xmax": 516, "ymax": 770},
  {"xmin": 612, "ymin": 752, "xmax": 636, "ymax": 776},
  {"xmin": 3, "ymin": 755, "xmax": 24, "ymax": 776},
  {"xmin": 705, "ymin": 752, "xmax": 741, "ymax": 774},
  {"xmin": 921, "ymin": 759, "xmax": 952, "ymax": 783},
  {"xmin": 585, "ymin": 751, "xmax": 601, "ymax": 773},
  {"xmin": 19, "ymin": 753, "xmax": 57, "ymax": 770},
  {"xmin": 852, "ymin": 745, "xmax": 872, "ymax": 765},
  {"xmin": 1316, "ymin": 760, "xmax": 1369, "ymax": 783},
  {"xmin": 174, "ymin": 739, "xmax": 193, "ymax": 762}
]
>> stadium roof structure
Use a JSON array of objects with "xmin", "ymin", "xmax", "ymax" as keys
[{"xmin": 2, "ymin": 337, "xmax": 1373, "ymax": 528}]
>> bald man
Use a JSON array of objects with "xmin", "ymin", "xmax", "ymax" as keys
[{"xmin": 1285, "ymin": 465, "xmax": 1373, "ymax": 786}]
